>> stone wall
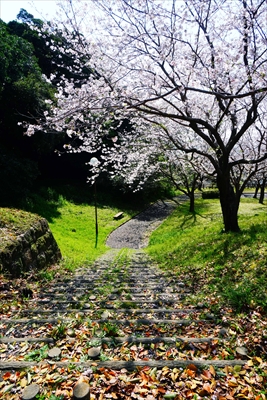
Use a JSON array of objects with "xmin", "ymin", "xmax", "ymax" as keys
[{"xmin": 0, "ymin": 218, "xmax": 61, "ymax": 277}]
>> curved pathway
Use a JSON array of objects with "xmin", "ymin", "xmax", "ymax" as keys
[{"xmin": 106, "ymin": 198, "xmax": 183, "ymax": 249}]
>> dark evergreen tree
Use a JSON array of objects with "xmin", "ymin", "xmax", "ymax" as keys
[{"xmin": 0, "ymin": 19, "xmax": 54, "ymax": 203}]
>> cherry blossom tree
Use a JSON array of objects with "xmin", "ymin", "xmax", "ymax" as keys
[
  {"xmin": 27, "ymin": 0, "xmax": 267, "ymax": 232},
  {"xmin": 251, "ymin": 165, "xmax": 267, "ymax": 203},
  {"xmin": 158, "ymin": 151, "xmax": 205, "ymax": 213},
  {"xmin": 229, "ymin": 126, "xmax": 267, "ymax": 206}
]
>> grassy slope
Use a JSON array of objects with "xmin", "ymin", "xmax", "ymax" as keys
[
  {"xmin": 1, "ymin": 186, "xmax": 267, "ymax": 313},
  {"xmin": 8, "ymin": 183, "xmax": 144, "ymax": 271},
  {"xmin": 0, "ymin": 183, "xmax": 143, "ymax": 279},
  {"xmin": 48, "ymin": 198, "xmax": 130, "ymax": 267},
  {"xmin": 0, "ymin": 208, "xmax": 40, "ymax": 251},
  {"xmin": 147, "ymin": 197, "xmax": 267, "ymax": 312}
]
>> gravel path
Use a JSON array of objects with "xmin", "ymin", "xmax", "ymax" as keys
[{"xmin": 106, "ymin": 197, "xmax": 187, "ymax": 249}]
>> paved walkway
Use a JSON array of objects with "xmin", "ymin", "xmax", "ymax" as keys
[{"xmin": 106, "ymin": 197, "xmax": 187, "ymax": 249}]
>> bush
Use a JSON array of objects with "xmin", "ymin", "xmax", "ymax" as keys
[{"xmin": 202, "ymin": 189, "xmax": 220, "ymax": 199}]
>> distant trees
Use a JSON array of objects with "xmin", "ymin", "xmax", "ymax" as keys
[
  {"xmin": 0, "ymin": 10, "xmax": 96, "ymax": 204},
  {"xmin": 0, "ymin": 18, "xmax": 54, "ymax": 203},
  {"xmin": 0, "ymin": 19, "xmax": 53, "ymax": 133},
  {"xmin": 252, "ymin": 169, "xmax": 267, "ymax": 204},
  {"xmin": 8, "ymin": 9, "xmax": 93, "ymax": 85}
]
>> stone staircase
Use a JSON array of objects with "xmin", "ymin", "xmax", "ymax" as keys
[{"xmin": 0, "ymin": 249, "xmax": 248, "ymax": 399}]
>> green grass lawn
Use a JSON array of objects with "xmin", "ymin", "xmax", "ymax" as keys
[
  {"xmin": 48, "ymin": 198, "xmax": 129, "ymax": 267},
  {"xmin": 147, "ymin": 197, "xmax": 267, "ymax": 312},
  {"xmin": 20, "ymin": 183, "xmax": 142, "ymax": 269}
]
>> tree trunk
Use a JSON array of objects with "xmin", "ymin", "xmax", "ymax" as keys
[
  {"xmin": 189, "ymin": 193, "xmax": 195, "ymax": 213},
  {"xmin": 188, "ymin": 175, "xmax": 198, "ymax": 213},
  {"xmin": 253, "ymin": 183, "xmax": 260, "ymax": 198},
  {"xmin": 259, "ymin": 178, "xmax": 266, "ymax": 204},
  {"xmin": 217, "ymin": 173, "xmax": 240, "ymax": 232}
]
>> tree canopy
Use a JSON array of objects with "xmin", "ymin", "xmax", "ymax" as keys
[
  {"xmin": 25, "ymin": 0, "xmax": 267, "ymax": 231},
  {"xmin": 0, "ymin": 10, "xmax": 97, "ymax": 204}
]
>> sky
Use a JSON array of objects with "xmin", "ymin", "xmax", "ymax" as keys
[{"xmin": 0, "ymin": 0, "xmax": 60, "ymax": 23}]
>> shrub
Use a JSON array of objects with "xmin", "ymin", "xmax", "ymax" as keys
[{"xmin": 202, "ymin": 189, "xmax": 220, "ymax": 199}]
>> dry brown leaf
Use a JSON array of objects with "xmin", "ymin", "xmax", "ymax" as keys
[{"xmin": 209, "ymin": 365, "xmax": 216, "ymax": 376}]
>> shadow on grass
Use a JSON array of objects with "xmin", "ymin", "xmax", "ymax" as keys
[
  {"xmin": 20, "ymin": 180, "xmax": 149, "ymax": 222},
  {"xmin": 246, "ymin": 223, "xmax": 266, "ymax": 240},
  {"xmin": 178, "ymin": 202, "xmax": 208, "ymax": 230},
  {"xmin": 20, "ymin": 188, "xmax": 62, "ymax": 222}
]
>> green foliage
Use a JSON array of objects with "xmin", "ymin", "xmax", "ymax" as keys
[
  {"xmin": 147, "ymin": 197, "xmax": 267, "ymax": 312},
  {"xmin": 202, "ymin": 189, "xmax": 220, "ymax": 199},
  {"xmin": 51, "ymin": 323, "xmax": 68, "ymax": 340},
  {"xmin": 223, "ymin": 278, "xmax": 266, "ymax": 313},
  {"xmin": 0, "ymin": 20, "xmax": 34, "ymax": 85},
  {"xmin": 12, "ymin": 72, "xmax": 54, "ymax": 111},
  {"xmin": 0, "ymin": 19, "xmax": 53, "ymax": 109},
  {"xmin": 101, "ymin": 322, "xmax": 120, "ymax": 337},
  {"xmin": 24, "ymin": 345, "xmax": 49, "ymax": 361},
  {"xmin": 0, "ymin": 19, "xmax": 55, "ymax": 202},
  {"xmin": 17, "ymin": 9, "xmax": 43, "ymax": 27},
  {"xmin": 37, "ymin": 395, "xmax": 63, "ymax": 400},
  {"xmin": 9, "ymin": 9, "xmax": 92, "ymax": 85}
]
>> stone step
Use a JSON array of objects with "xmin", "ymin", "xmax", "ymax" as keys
[
  {"xmin": 37, "ymin": 283, "xmax": 185, "ymax": 294},
  {"xmin": 73, "ymin": 272, "xmax": 167, "ymax": 277},
  {"xmin": 0, "ymin": 358, "xmax": 247, "ymax": 371},
  {"xmin": 16, "ymin": 307, "xmax": 203, "ymax": 315},
  {"xmin": 27, "ymin": 298, "xmax": 181, "ymax": 306},
  {"xmin": 0, "ymin": 337, "xmax": 54, "ymax": 343},
  {"xmin": 0, "ymin": 317, "xmax": 210, "ymax": 326},
  {"xmin": 31, "ymin": 293, "xmax": 187, "ymax": 302},
  {"xmin": 0, "ymin": 335, "xmax": 224, "ymax": 345},
  {"xmin": 53, "ymin": 274, "xmax": 168, "ymax": 282}
]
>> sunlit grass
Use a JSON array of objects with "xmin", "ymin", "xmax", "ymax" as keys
[
  {"xmin": 18, "ymin": 183, "xmax": 142, "ymax": 270},
  {"xmin": 147, "ymin": 197, "xmax": 267, "ymax": 312},
  {"xmin": 46, "ymin": 199, "xmax": 132, "ymax": 268}
]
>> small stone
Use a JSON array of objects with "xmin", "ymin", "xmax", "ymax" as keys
[
  {"xmin": 101, "ymin": 311, "xmax": 109, "ymax": 319},
  {"xmin": 22, "ymin": 383, "xmax": 40, "ymax": 400},
  {"xmin": 89, "ymin": 295, "xmax": 96, "ymax": 300},
  {"xmin": 67, "ymin": 329, "xmax": 76, "ymax": 337},
  {"xmin": 73, "ymin": 382, "xmax": 90, "ymax": 400},
  {"xmin": 196, "ymin": 303, "xmax": 205, "ymax": 309},
  {"xmin": 205, "ymin": 313, "xmax": 215, "ymax": 320},
  {"xmin": 76, "ymin": 312, "xmax": 84, "ymax": 318},
  {"xmin": 163, "ymin": 392, "xmax": 178, "ymax": 399},
  {"xmin": 88, "ymin": 347, "xmax": 101, "ymax": 359},
  {"xmin": 48, "ymin": 347, "xmax": 61, "ymax": 358},
  {"xmin": 94, "ymin": 329, "xmax": 104, "ymax": 337},
  {"xmin": 219, "ymin": 328, "xmax": 228, "ymax": 337}
]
